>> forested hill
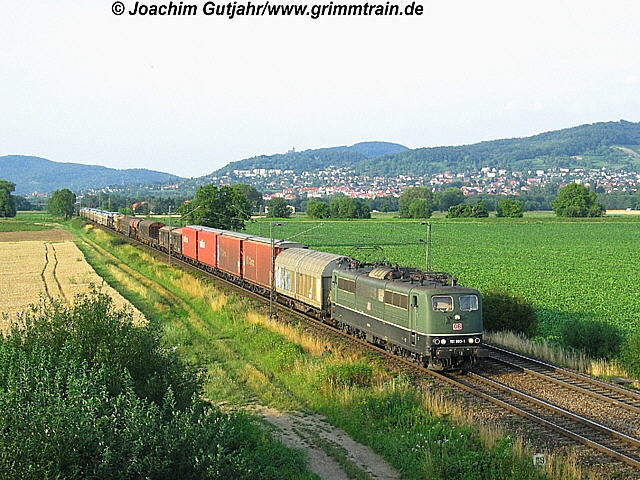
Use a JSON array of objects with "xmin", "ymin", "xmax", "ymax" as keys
[
  {"xmin": 210, "ymin": 141, "xmax": 409, "ymax": 176},
  {"xmin": 356, "ymin": 120, "xmax": 640, "ymax": 176},
  {"xmin": 0, "ymin": 156, "xmax": 182, "ymax": 194},
  {"xmin": 206, "ymin": 120, "xmax": 640, "ymax": 180}
]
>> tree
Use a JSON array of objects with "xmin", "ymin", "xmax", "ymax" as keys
[
  {"xmin": 446, "ymin": 200, "xmax": 489, "ymax": 218},
  {"xmin": 496, "ymin": 198, "xmax": 524, "ymax": 218},
  {"xmin": 180, "ymin": 184, "xmax": 251, "ymax": 230},
  {"xmin": 235, "ymin": 183, "xmax": 264, "ymax": 213},
  {"xmin": 329, "ymin": 197, "xmax": 370, "ymax": 219},
  {"xmin": 438, "ymin": 188, "xmax": 464, "ymax": 212},
  {"xmin": 552, "ymin": 184, "xmax": 605, "ymax": 217},
  {"xmin": 407, "ymin": 198, "xmax": 431, "ymax": 218},
  {"xmin": 14, "ymin": 196, "xmax": 33, "ymax": 211},
  {"xmin": 399, "ymin": 187, "xmax": 434, "ymax": 218},
  {"xmin": 47, "ymin": 189, "xmax": 76, "ymax": 219},
  {"xmin": 306, "ymin": 200, "xmax": 330, "ymax": 219},
  {"xmin": 0, "ymin": 180, "xmax": 17, "ymax": 218},
  {"xmin": 266, "ymin": 197, "xmax": 291, "ymax": 218}
]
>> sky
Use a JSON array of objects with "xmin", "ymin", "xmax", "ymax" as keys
[{"xmin": 2, "ymin": 0, "xmax": 640, "ymax": 178}]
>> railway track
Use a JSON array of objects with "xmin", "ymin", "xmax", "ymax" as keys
[
  {"xmin": 484, "ymin": 343, "xmax": 640, "ymax": 412},
  {"xmin": 85, "ymin": 221, "xmax": 640, "ymax": 473}
]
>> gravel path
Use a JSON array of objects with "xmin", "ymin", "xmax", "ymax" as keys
[{"xmin": 249, "ymin": 405, "xmax": 400, "ymax": 480}]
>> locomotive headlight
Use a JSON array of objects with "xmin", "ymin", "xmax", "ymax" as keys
[
  {"xmin": 454, "ymin": 314, "xmax": 461, "ymax": 320},
  {"xmin": 441, "ymin": 339, "xmax": 447, "ymax": 345},
  {"xmin": 434, "ymin": 339, "xmax": 441, "ymax": 345},
  {"xmin": 474, "ymin": 338, "xmax": 481, "ymax": 344},
  {"xmin": 468, "ymin": 338, "xmax": 474, "ymax": 344}
]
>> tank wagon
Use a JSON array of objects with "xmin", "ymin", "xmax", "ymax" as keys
[{"xmin": 79, "ymin": 209, "xmax": 486, "ymax": 370}]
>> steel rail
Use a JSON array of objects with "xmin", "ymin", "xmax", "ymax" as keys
[
  {"xmin": 486, "ymin": 343, "xmax": 640, "ymax": 403},
  {"xmin": 485, "ymin": 355, "xmax": 640, "ymax": 414}
]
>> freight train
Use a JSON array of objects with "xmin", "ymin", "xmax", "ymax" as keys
[{"xmin": 80, "ymin": 208, "xmax": 487, "ymax": 370}]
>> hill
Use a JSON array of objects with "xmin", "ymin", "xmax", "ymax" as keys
[
  {"xmin": 0, "ymin": 156, "xmax": 182, "ymax": 194},
  {"xmin": 355, "ymin": 120, "xmax": 640, "ymax": 176},
  {"xmin": 201, "ymin": 121, "xmax": 640, "ymax": 183},
  {"xmin": 210, "ymin": 141, "xmax": 408, "ymax": 177}
]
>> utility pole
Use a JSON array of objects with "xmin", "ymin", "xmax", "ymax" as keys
[{"xmin": 420, "ymin": 221, "xmax": 432, "ymax": 273}]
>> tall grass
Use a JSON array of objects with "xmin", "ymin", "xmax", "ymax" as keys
[{"xmin": 487, "ymin": 331, "xmax": 632, "ymax": 379}]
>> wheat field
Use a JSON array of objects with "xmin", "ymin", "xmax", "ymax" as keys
[{"xmin": 0, "ymin": 240, "xmax": 145, "ymax": 333}]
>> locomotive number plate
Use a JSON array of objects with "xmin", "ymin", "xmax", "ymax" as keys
[{"xmin": 452, "ymin": 323, "xmax": 463, "ymax": 331}]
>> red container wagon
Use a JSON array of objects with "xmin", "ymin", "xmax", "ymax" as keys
[
  {"xmin": 196, "ymin": 227, "xmax": 225, "ymax": 269},
  {"xmin": 217, "ymin": 232, "xmax": 253, "ymax": 277},
  {"xmin": 181, "ymin": 226, "xmax": 201, "ymax": 261},
  {"xmin": 242, "ymin": 236, "xmax": 305, "ymax": 289}
]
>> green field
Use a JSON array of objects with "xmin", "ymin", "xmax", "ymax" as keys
[
  {"xmin": 0, "ymin": 212, "xmax": 59, "ymax": 232},
  {"xmin": 243, "ymin": 216, "xmax": 640, "ymax": 339}
]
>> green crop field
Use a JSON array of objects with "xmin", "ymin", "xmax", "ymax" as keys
[{"xmin": 243, "ymin": 216, "xmax": 640, "ymax": 339}]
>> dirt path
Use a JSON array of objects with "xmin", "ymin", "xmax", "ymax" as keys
[
  {"xmin": 249, "ymin": 405, "xmax": 400, "ymax": 480},
  {"xmin": 39, "ymin": 243, "xmax": 53, "ymax": 300},
  {"xmin": 50, "ymin": 244, "xmax": 68, "ymax": 302}
]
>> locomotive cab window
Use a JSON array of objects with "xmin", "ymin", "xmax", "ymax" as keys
[
  {"xmin": 459, "ymin": 295, "xmax": 479, "ymax": 312},
  {"xmin": 337, "ymin": 278, "xmax": 356, "ymax": 294},
  {"xmin": 432, "ymin": 296, "xmax": 453, "ymax": 312}
]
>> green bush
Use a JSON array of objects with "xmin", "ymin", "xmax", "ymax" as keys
[
  {"xmin": 496, "ymin": 198, "xmax": 524, "ymax": 218},
  {"xmin": 482, "ymin": 290, "xmax": 537, "ymax": 337},
  {"xmin": 10, "ymin": 290, "xmax": 201, "ymax": 409},
  {"xmin": 319, "ymin": 362, "xmax": 374, "ymax": 388},
  {"xmin": 446, "ymin": 201, "xmax": 489, "ymax": 218},
  {"xmin": 561, "ymin": 319, "xmax": 622, "ymax": 359},
  {"xmin": 0, "ymin": 293, "xmax": 311, "ymax": 479},
  {"xmin": 621, "ymin": 329, "xmax": 640, "ymax": 377}
]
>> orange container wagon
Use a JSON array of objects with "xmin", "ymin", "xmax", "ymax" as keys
[
  {"xmin": 196, "ymin": 226, "xmax": 224, "ymax": 268},
  {"xmin": 242, "ymin": 236, "xmax": 305, "ymax": 288},
  {"xmin": 181, "ymin": 226, "xmax": 200, "ymax": 261},
  {"xmin": 217, "ymin": 232, "xmax": 252, "ymax": 277}
]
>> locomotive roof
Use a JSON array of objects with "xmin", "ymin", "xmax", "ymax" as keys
[{"xmin": 335, "ymin": 265, "xmax": 472, "ymax": 293}]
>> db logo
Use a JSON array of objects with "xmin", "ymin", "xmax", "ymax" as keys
[{"xmin": 452, "ymin": 323, "xmax": 463, "ymax": 331}]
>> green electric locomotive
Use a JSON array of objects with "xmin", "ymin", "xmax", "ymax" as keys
[{"xmin": 330, "ymin": 263, "xmax": 487, "ymax": 370}]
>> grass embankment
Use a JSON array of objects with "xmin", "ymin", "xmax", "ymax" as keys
[{"xmin": 67, "ymin": 219, "xmax": 591, "ymax": 480}]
